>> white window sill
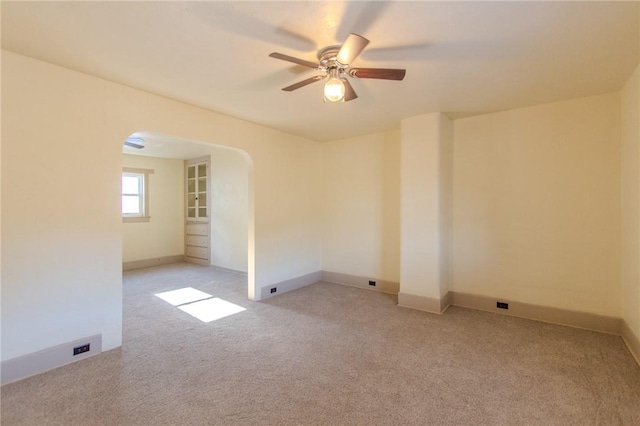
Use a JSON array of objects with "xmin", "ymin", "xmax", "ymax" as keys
[{"xmin": 123, "ymin": 216, "xmax": 151, "ymax": 223}]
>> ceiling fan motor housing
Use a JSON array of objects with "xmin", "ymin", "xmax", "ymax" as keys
[{"xmin": 318, "ymin": 46, "xmax": 346, "ymax": 73}]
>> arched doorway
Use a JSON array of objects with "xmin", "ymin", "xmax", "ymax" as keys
[{"xmin": 120, "ymin": 131, "xmax": 255, "ymax": 299}]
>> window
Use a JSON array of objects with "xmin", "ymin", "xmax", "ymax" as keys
[
  {"xmin": 122, "ymin": 167, "xmax": 153, "ymax": 222},
  {"xmin": 122, "ymin": 173, "xmax": 144, "ymax": 216}
]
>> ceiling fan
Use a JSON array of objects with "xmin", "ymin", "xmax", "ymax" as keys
[
  {"xmin": 124, "ymin": 136, "xmax": 145, "ymax": 149},
  {"xmin": 269, "ymin": 33, "xmax": 406, "ymax": 103}
]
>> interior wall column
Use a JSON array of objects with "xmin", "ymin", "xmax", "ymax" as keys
[{"xmin": 399, "ymin": 112, "xmax": 453, "ymax": 313}]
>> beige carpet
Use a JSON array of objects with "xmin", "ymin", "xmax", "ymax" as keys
[{"xmin": 2, "ymin": 263, "xmax": 639, "ymax": 425}]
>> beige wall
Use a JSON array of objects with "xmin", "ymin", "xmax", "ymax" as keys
[
  {"xmin": 322, "ymin": 130, "xmax": 400, "ymax": 281},
  {"xmin": 2, "ymin": 46, "xmax": 636, "ymax": 368},
  {"xmin": 210, "ymin": 148, "xmax": 249, "ymax": 272},
  {"xmin": 122, "ymin": 154, "xmax": 184, "ymax": 263},
  {"xmin": 1, "ymin": 50, "xmax": 322, "ymax": 361},
  {"xmin": 621, "ymin": 65, "xmax": 640, "ymax": 339},
  {"xmin": 452, "ymin": 93, "xmax": 622, "ymax": 316}
]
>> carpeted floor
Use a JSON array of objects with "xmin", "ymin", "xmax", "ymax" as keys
[{"xmin": 2, "ymin": 262, "xmax": 640, "ymax": 425}]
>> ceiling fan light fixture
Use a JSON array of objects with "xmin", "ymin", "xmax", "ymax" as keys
[
  {"xmin": 324, "ymin": 68, "xmax": 345, "ymax": 102},
  {"xmin": 270, "ymin": 33, "xmax": 406, "ymax": 104}
]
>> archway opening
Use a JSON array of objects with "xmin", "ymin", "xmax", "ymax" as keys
[{"xmin": 120, "ymin": 131, "xmax": 255, "ymax": 299}]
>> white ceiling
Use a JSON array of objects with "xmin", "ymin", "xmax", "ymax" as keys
[{"xmin": 2, "ymin": 1, "xmax": 638, "ymax": 142}]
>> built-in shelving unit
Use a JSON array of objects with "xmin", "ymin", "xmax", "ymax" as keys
[{"xmin": 185, "ymin": 156, "xmax": 210, "ymax": 265}]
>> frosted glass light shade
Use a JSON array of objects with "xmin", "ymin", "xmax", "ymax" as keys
[{"xmin": 324, "ymin": 68, "xmax": 345, "ymax": 102}]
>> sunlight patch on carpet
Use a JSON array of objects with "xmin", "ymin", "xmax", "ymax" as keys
[
  {"xmin": 154, "ymin": 287, "xmax": 212, "ymax": 306},
  {"xmin": 178, "ymin": 298, "xmax": 246, "ymax": 323},
  {"xmin": 154, "ymin": 287, "xmax": 246, "ymax": 323}
]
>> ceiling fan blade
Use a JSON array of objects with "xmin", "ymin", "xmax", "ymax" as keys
[
  {"xmin": 124, "ymin": 141, "xmax": 144, "ymax": 149},
  {"xmin": 337, "ymin": 33, "xmax": 369, "ymax": 65},
  {"xmin": 269, "ymin": 52, "xmax": 320, "ymax": 69},
  {"xmin": 342, "ymin": 79, "xmax": 358, "ymax": 102},
  {"xmin": 282, "ymin": 75, "xmax": 326, "ymax": 91},
  {"xmin": 348, "ymin": 68, "xmax": 406, "ymax": 80},
  {"xmin": 124, "ymin": 137, "xmax": 145, "ymax": 149}
]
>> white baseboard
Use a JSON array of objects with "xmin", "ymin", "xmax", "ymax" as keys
[
  {"xmin": 322, "ymin": 271, "xmax": 399, "ymax": 295},
  {"xmin": 621, "ymin": 319, "xmax": 640, "ymax": 367},
  {"xmin": 123, "ymin": 255, "xmax": 184, "ymax": 271},
  {"xmin": 185, "ymin": 257, "xmax": 209, "ymax": 266},
  {"xmin": 450, "ymin": 292, "xmax": 621, "ymax": 335},
  {"xmin": 211, "ymin": 264, "xmax": 248, "ymax": 275},
  {"xmin": 397, "ymin": 292, "xmax": 449, "ymax": 314},
  {"xmin": 1, "ymin": 334, "xmax": 102, "ymax": 385},
  {"xmin": 261, "ymin": 271, "xmax": 323, "ymax": 300},
  {"xmin": 397, "ymin": 290, "xmax": 638, "ymax": 367}
]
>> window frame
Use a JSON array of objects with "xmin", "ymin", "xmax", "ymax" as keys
[{"xmin": 122, "ymin": 167, "xmax": 153, "ymax": 223}]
